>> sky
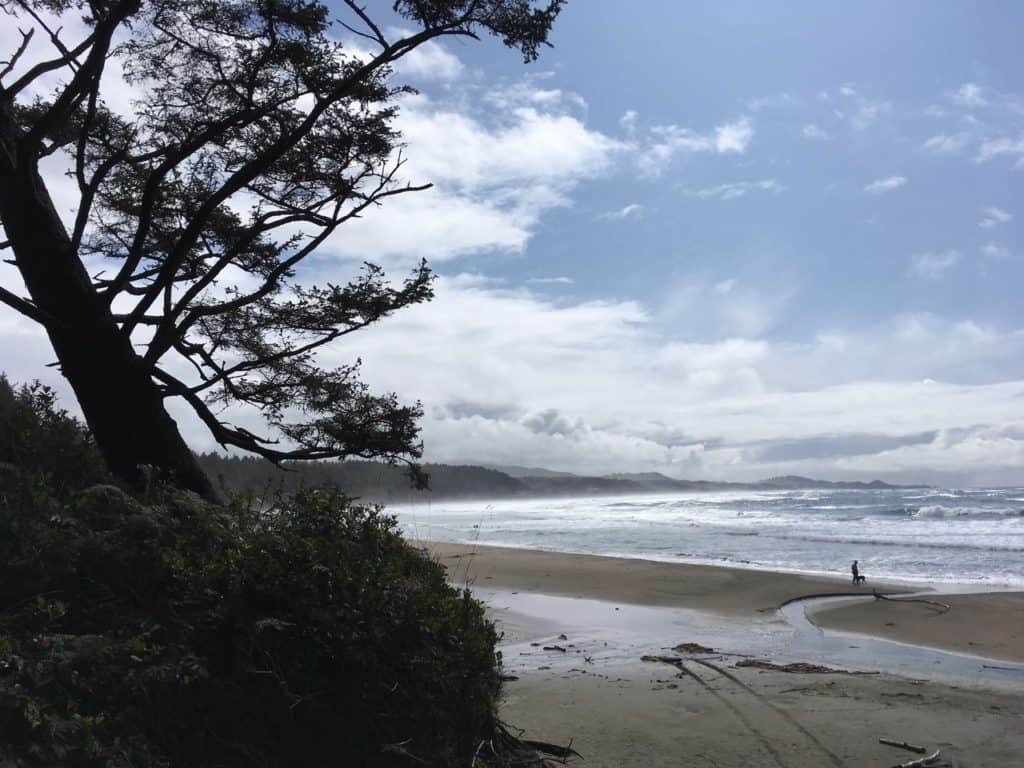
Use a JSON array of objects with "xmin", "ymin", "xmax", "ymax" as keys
[{"xmin": 3, "ymin": 1, "xmax": 1024, "ymax": 485}]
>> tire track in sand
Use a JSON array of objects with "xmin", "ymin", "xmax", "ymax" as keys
[{"xmin": 654, "ymin": 657, "xmax": 847, "ymax": 768}]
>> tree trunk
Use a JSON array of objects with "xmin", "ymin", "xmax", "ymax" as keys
[{"xmin": 0, "ymin": 111, "xmax": 217, "ymax": 501}]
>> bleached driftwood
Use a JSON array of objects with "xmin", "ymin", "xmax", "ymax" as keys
[{"xmin": 895, "ymin": 748, "xmax": 941, "ymax": 768}]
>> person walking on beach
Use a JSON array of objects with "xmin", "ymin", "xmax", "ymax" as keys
[{"xmin": 851, "ymin": 560, "xmax": 866, "ymax": 584}]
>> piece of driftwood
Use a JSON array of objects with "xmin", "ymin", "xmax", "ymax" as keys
[
  {"xmin": 472, "ymin": 720, "xmax": 581, "ymax": 767},
  {"xmin": 542, "ymin": 645, "xmax": 567, "ymax": 653},
  {"xmin": 641, "ymin": 654, "xmax": 682, "ymax": 665},
  {"xmin": 879, "ymin": 738, "xmax": 927, "ymax": 754},
  {"xmin": 895, "ymin": 748, "xmax": 941, "ymax": 768},
  {"xmin": 874, "ymin": 591, "xmax": 951, "ymax": 614},
  {"xmin": 673, "ymin": 642, "xmax": 715, "ymax": 654},
  {"xmin": 735, "ymin": 659, "xmax": 844, "ymax": 674}
]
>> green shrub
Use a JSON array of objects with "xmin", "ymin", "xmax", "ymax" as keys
[
  {"xmin": 0, "ymin": 376, "xmax": 110, "ymax": 496},
  {"xmin": 0, "ymin": 379, "xmax": 506, "ymax": 766}
]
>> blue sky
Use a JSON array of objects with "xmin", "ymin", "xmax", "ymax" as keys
[
  {"xmin": 3, "ymin": 1, "xmax": 1023, "ymax": 484},
  {"xmin": 312, "ymin": 0, "xmax": 1024, "ymax": 484}
]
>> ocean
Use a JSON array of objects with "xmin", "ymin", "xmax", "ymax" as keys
[{"xmin": 390, "ymin": 487, "xmax": 1024, "ymax": 589}]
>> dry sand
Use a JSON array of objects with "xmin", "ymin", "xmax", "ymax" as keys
[{"xmin": 500, "ymin": 663, "xmax": 1023, "ymax": 768}]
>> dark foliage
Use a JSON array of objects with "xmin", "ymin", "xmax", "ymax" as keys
[
  {"xmin": 0, "ymin": 0, "xmax": 563, "ymax": 495},
  {"xmin": 0, "ymin": 376, "xmax": 111, "ymax": 495},
  {"xmin": 0, "ymin": 384, "xmax": 506, "ymax": 767},
  {"xmin": 198, "ymin": 451, "xmax": 527, "ymax": 502}
]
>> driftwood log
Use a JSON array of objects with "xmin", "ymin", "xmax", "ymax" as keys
[
  {"xmin": 895, "ymin": 748, "xmax": 941, "ymax": 768},
  {"xmin": 879, "ymin": 738, "xmax": 927, "ymax": 754}
]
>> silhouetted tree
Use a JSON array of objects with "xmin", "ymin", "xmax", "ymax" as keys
[{"xmin": 0, "ymin": 0, "xmax": 563, "ymax": 499}]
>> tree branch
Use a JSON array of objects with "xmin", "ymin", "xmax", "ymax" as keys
[
  {"xmin": 0, "ymin": 26, "xmax": 33, "ymax": 82},
  {"xmin": 0, "ymin": 284, "xmax": 60, "ymax": 327},
  {"xmin": 118, "ymin": 23, "xmax": 466, "ymax": 335}
]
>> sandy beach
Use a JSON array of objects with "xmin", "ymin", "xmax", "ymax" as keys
[
  {"xmin": 812, "ymin": 592, "xmax": 1024, "ymax": 664},
  {"xmin": 427, "ymin": 541, "xmax": 902, "ymax": 616},
  {"xmin": 428, "ymin": 541, "xmax": 1024, "ymax": 767}
]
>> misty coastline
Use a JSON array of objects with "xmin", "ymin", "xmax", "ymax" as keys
[{"xmin": 199, "ymin": 453, "xmax": 927, "ymax": 504}]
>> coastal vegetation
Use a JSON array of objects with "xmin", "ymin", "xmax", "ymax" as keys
[{"xmin": 0, "ymin": 377, "xmax": 565, "ymax": 766}]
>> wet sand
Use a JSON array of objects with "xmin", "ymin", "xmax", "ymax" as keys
[
  {"xmin": 811, "ymin": 592, "xmax": 1024, "ymax": 663},
  {"xmin": 427, "ymin": 542, "xmax": 1024, "ymax": 766},
  {"xmin": 427, "ymin": 541, "xmax": 1023, "ymax": 662}
]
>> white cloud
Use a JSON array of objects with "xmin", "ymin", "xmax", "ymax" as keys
[
  {"xmin": 979, "ymin": 207, "xmax": 1012, "ymax": 229},
  {"xmin": 909, "ymin": 250, "xmax": 960, "ymax": 279},
  {"xmin": 746, "ymin": 92, "xmax": 798, "ymax": 112},
  {"xmin": 713, "ymin": 278, "xmax": 737, "ymax": 295},
  {"xmin": 392, "ymin": 38, "xmax": 464, "ymax": 82},
  {"xmin": 321, "ymin": 81, "xmax": 623, "ymax": 264},
  {"xmin": 683, "ymin": 179, "xmax": 784, "ymax": 200},
  {"xmin": 332, "ymin": 279, "xmax": 1024, "ymax": 482},
  {"xmin": 635, "ymin": 116, "xmax": 754, "ymax": 177},
  {"xmin": 6, "ymin": 263, "xmax": 1024, "ymax": 482},
  {"xmin": 714, "ymin": 116, "xmax": 754, "ymax": 153},
  {"xmin": 922, "ymin": 133, "xmax": 971, "ymax": 154},
  {"xmin": 597, "ymin": 203, "xmax": 643, "ymax": 221},
  {"xmin": 802, "ymin": 123, "xmax": 829, "ymax": 140},
  {"xmin": 864, "ymin": 175, "xmax": 907, "ymax": 194},
  {"xmin": 526, "ymin": 276, "xmax": 574, "ymax": 285},
  {"xmin": 981, "ymin": 241, "xmax": 1010, "ymax": 259},
  {"xmin": 834, "ymin": 84, "xmax": 890, "ymax": 131},
  {"xmin": 976, "ymin": 134, "xmax": 1024, "ymax": 165},
  {"xmin": 619, "ymin": 109, "xmax": 638, "ymax": 134},
  {"xmin": 950, "ymin": 82, "xmax": 988, "ymax": 110}
]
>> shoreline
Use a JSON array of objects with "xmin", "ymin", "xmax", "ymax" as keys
[
  {"xmin": 426, "ymin": 540, "xmax": 1024, "ymax": 663},
  {"xmin": 433, "ymin": 541, "xmax": 1024, "ymax": 767}
]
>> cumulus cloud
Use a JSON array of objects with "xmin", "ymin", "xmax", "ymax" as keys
[
  {"xmin": 908, "ymin": 251, "xmax": 960, "ymax": 279},
  {"xmin": 6, "ymin": 265, "xmax": 1024, "ymax": 482},
  {"xmin": 331, "ymin": 277, "xmax": 1024, "ymax": 481},
  {"xmin": 320, "ymin": 81, "xmax": 624, "ymax": 264},
  {"xmin": 618, "ymin": 109, "xmax": 638, "ymax": 134},
  {"xmin": 864, "ymin": 175, "xmax": 907, "ymax": 194},
  {"xmin": 391, "ymin": 37, "xmax": 464, "ymax": 82},
  {"xmin": 714, "ymin": 116, "xmax": 754, "ymax": 153},
  {"xmin": 979, "ymin": 207, "xmax": 1012, "ymax": 228},
  {"xmin": 683, "ymin": 179, "xmax": 784, "ymax": 200}
]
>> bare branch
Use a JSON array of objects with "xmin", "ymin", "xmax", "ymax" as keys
[
  {"xmin": 0, "ymin": 26, "xmax": 33, "ymax": 82},
  {"xmin": 0, "ymin": 284, "xmax": 59, "ymax": 327},
  {"xmin": 341, "ymin": 0, "xmax": 390, "ymax": 48}
]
